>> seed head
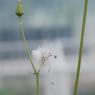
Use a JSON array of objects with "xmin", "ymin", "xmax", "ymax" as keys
[
  {"xmin": 32, "ymin": 48, "xmax": 50, "ymax": 65},
  {"xmin": 32, "ymin": 48, "xmax": 57, "ymax": 71}
]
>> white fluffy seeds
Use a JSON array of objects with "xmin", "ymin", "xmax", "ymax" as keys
[{"xmin": 32, "ymin": 48, "xmax": 56, "ymax": 71}]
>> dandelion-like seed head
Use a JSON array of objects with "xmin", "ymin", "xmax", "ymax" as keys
[
  {"xmin": 32, "ymin": 48, "xmax": 56, "ymax": 71},
  {"xmin": 32, "ymin": 48, "xmax": 51, "ymax": 64}
]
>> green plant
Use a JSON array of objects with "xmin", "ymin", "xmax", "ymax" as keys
[
  {"xmin": 74, "ymin": 0, "xmax": 88, "ymax": 95},
  {"xmin": 16, "ymin": 0, "xmax": 40, "ymax": 95},
  {"xmin": 15, "ymin": 1, "xmax": 55, "ymax": 95},
  {"xmin": 15, "ymin": 0, "xmax": 88, "ymax": 95}
]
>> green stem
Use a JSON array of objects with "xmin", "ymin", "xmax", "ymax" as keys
[
  {"xmin": 18, "ymin": 16, "xmax": 36, "ymax": 73},
  {"xmin": 74, "ymin": 0, "xmax": 88, "ymax": 95},
  {"xmin": 35, "ymin": 73, "xmax": 40, "ymax": 95}
]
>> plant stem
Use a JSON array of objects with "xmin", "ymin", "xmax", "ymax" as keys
[
  {"xmin": 74, "ymin": 0, "xmax": 88, "ymax": 95},
  {"xmin": 18, "ymin": 16, "xmax": 36, "ymax": 73},
  {"xmin": 16, "ymin": 1, "xmax": 40, "ymax": 95},
  {"xmin": 35, "ymin": 73, "xmax": 40, "ymax": 95}
]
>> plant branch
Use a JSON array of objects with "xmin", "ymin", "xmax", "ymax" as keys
[{"xmin": 18, "ymin": 17, "xmax": 36, "ymax": 73}]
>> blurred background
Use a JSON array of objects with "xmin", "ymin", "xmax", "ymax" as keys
[{"xmin": 0, "ymin": 0, "xmax": 95, "ymax": 95}]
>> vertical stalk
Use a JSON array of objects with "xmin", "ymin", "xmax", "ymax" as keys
[
  {"xmin": 18, "ymin": 16, "xmax": 36, "ymax": 73},
  {"xmin": 74, "ymin": 0, "xmax": 88, "ymax": 95},
  {"xmin": 35, "ymin": 73, "xmax": 40, "ymax": 95},
  {"xmin": 16, "ymin": 1, "xmax": 40, "ymax": 95},
  {"xmin": 19, "ymin": 16, "xmax": 40, "ymax": 95}
]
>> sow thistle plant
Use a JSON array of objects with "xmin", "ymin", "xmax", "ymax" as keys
[
  {"xmin": 15, "ymin": 1, "xmax": 56, "ymax": 95},
  {"xmin": 15, "ymin": 0, "xmax": 88, "ymax": 95}
]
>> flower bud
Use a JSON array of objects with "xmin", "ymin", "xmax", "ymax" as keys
[{"xmin": 16, "ymin": 0, "xmax": 24, "ymax": 17}]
